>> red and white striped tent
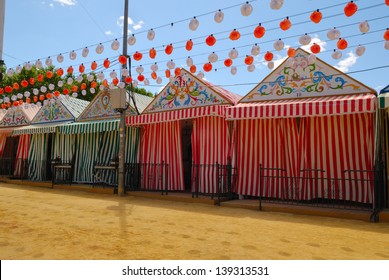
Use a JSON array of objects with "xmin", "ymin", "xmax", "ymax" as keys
[
  {"xmin": 226, "ymin": 48, "xmax": 376, "ymax": 204},
  {"xmin": 127, "ymin": 68, "xmax": 240, "ymax": 193}
]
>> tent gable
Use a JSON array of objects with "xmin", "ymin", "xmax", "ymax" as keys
[
  {"xmin": 77, "ymin": 89, "xmax": 120, "ymax": 121},
  {"xmin": 241, "ymin": 48, "xmax": 374, "ymax": 102},
  {"xmin": 32, "ymin": 99, "xmax": 74, "ymax": 124},
  {"xmin": 380, "ymin": 85, "xmax": 389, "ymax": 94},
  {"xmin": 143, "ymin": 68, "xmax": 234, "ymax": 113},
  {"xmin": 0, "ymin": 105, "xmax": 40, "ymax": 127}
]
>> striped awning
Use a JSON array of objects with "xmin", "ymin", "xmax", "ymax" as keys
[
  {"xmin": 226, "ymin": 93, "xmax": 376, "ymax": 120},
  {"xmin": 0, "ymin": 128, "xmax": 14, "ymax": 136},
  {"xmin": 57, "ymin": 119, "xmax": 119, "ymax": 134},
  {"xmin": 378, "ymin": 93, "xmax": 389, "ymax": 109},
  {"xmin": 12, "ymin": 122, "xmax": 72, "ymax": 135},
  {"xmin": 127, "ymin": 105, "xmax": 227, "ymax": 125}
]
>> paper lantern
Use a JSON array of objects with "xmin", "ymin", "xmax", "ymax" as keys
[
  {"xmin": 6, "ymin": 68, "xmax": 14, "ymax": 77},
  {"xmin": 270, "ymin": 0, "xmax": 284, "ymax": 10},
  {"xmin": 203, "ymin": 62, "xmax": 213, "ymax": 72},
  {"xmin": 15, "ymin": 65, "xmax": 22, "ymax": 73},
  {"xmin": 151, "ymin": 63, "xmax": 159, "ymax": 72},
  {"xmin": 137, "ymin": 74, "xmax": 145, "ymax": 82},
  {"xmin": 229, "ymin": 29, "xmax": 241, "ymax": 40},
  {"xmin": 327, "ymin": 27, "xmax": 341, "ymax": 40},
  {"xmin": 103, "ymin": 58, "xmax": 110, "ymax": 68},
  {"xmin": 82, "ymin": 47, "xmax": 89, "ymax": 58},
  {"xmin": 151, "ymin": 71, "xmax": 157, "ymax": 80},
  {"xmin": 197, "ymin": 72, "xmax": 205, "ymax": 79},
  {"xmin": 156, "ymin": 77, "xmax": 162, "ymax": 84},
  {"xmin": 167, "ymin": 60, "xmax": 175, "ymax": 69},
  {"xmin": 214, "ymin": 9, "xmax": 224, "ymax": 23},
  {"xmin": 208, "ymin": 52, "xmax": 218, "ymax": 63},
  {"xmin": 384, "ymin": 28, "xmax": 389, "ymax": 41},
  {"xmin": 125, "ymin": 76, "xmax": 133, "ymax": 84},
  {"xmin": 110, "ymin": 70, "xmax": 117, "ymax": 79},
  {"xmin": 96, "ymin": 43, "xmax": 104, "ymax": 54},
  {"xmin": 174, "ymin": 68, "xmax": 181, "ymax": 76},
  {"xmin": 331, "ymin": 50, "xmax": 342, "ymax": 60},
  {"xmin": 111, "ymin": 39, "xmax": 120, "ymax": 50},
  {"xmin": 186, "ymin": 56, "xmax": 194, "ymax": 66},
  {"xmin": 205, "ymin": 34, "xmax": 216, "ymax": 46},
  {"xmin": 385, "ymin": 41, "xmax": 389, "ymax": 50},
  {"xmin": 273, "ymin": 39, "xmax": 284, "ymax": 51},
  {"xmin": 147, "ymin": 29, "xmax": 155, "ymax": 40},
  {"xmin": 91, "ymin": 61, "xmax": 97, "ymax": 70},
  {"xmin": 299, "ymin": 33, "xmax": 311, "ymax": 45},
  {"xmin": 310, "ymin": 10, "xmax": 322, "ymax": 24},
  {"xmin": 56, "ymin": 54, "xmax": 64, "ymax": 63},
  {"xmin": 337, "ymin": 38, "xmax": 348, "ymax": 50},
  {"xmin": 359, "ymin": 21, "xmax": 370, "ymax": 33},
  {"xmin": 24, "ymin": 62, "xmax": 32, "ymax": 70},
  {"xmin": 128, "ymin": 35, "xmax": 136, "ymax": 45},
  {"xmin": 45, "ymin": 57, "xmax": 53, "ymax": 66},
  {"xmin": 264, "ymin": 51, "xmax": 274, "ymax": 61},
  {"xmin": 386, "ymin": 0, "xmax": 389, "ymax": 6},
  {"xmin": 13, "ymin": 101, "xmax": 19, "ymax": 107},
  {"xmin": 66, "ymin": 77, "xmax": 73, "ymax": 85},
  {"xmin": 69, "ymin": 50, "xmax": 77, "ymax": 60},
  {"xmin": 241, "ymin": 2, "xmax": 253, "ymax": 16},
  {"xmin": 35, "ymin": 59, "xmax": 43, "ymax": 69},
  {"xmin": 80, "ymin": 83, "xmax": 87, "ymax": 90},
  {"xmin": 231, "ymin": 66, "xmax": 237, "ymax": 75},
  {"xmin": 244, "ymin": 55, "xmax": 254, "ymax": 65},
  {"xmin": 165, "ymin": 44, "xmax": 173, "ymax": 55},
  {"xmin": 189, "ymin": 17, "xmax": 199, "ymax": 31},
  {"xmin": 112, "ymin": 78, "xmax": 119, "ymax": 86},
  {"xmin": 118, "ymin": 55, "xmax": 127, "ymax": 65},
  {"xmin": 228, "ymin": 48, "xmax": 239, "ymax": 59},
  {"xmin": 136, "ymin": 65, "xmax": 144, "ymax": 74},
  {"xmin": 165, "ymin": 69, "xmax": 171, "ymax": 78},
  {"xmin": 254, "ymin": 24, "xmax": 266, "ymax": 38},
  {"xmin": 251, "ymin": 44, "xmax": 260, "ymax": 56},
  {"xmin": 13, "ymin": 83, "xmax": 19, "ymax": 90},
  {"xmin": 37, "ymin": 73, "xmax": 44, "ymax": 82},
  {"xmin": 224, "ymin": 58, "xmax": 233, "ymax": 67},
  {"xmin": 189, "ymin": 65, "xmax": 197, "ymax": 73},
  {"xmin": 133, "ymin": 51, "xmax": 143, "ymax": 61},
  {"xmin": 344, "ymin": 1, "xmax": 358, "ymax": 17},
  {"xmin": 310, "ymin": 43, "xmax": 321, "ymax": 54},
  {"xmin": 355, "ymin": 45, "xmax": 365, "ymax": 56},
  {"xmin": 46, "ymin": 71, "xmax": 53, "ymax": 79},
  {"xmin": 247, "ymin": 64, "xmax": 255, "ymax": 72},
  {"xmin": 144, "ymin": 79, "xmax": 150, "ymax": 86},
  {"xmin": 186, "ymin": 39, "xmax": 193, "ymax": 51},
  {"xmin": 268, "ymin": 61, "xmax": 274, "ymax": 69},
  {"xmin": 55, "ymin": 68, "xmax": 63, "ymax": 77},
  {"xmin": 29, "ymin": 78, "xmax": 35, "ymax": 85},
  {"xmin": 21, "ymin": 80, "xmax": 29, "ymax": 87},
  {"xmin": 79, "ymin": 64, "xmax": 85, "ymax": 73},
  {"xmin": 146, "ymin": 48, "xmax": 155, "ymax": 59},
  {"xmin": 287, "ymin": 47, "xmax": 296, "ymax": 58},
  {"xmin": 280, "ymin": 17, "xmax": 291, "ymax": 31}
]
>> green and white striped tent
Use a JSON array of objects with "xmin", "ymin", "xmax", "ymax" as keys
[
  {"xmin": 65, "ymin": 89, "xmax": 153, "ymax": 185},
  {"xmin": 11, "ymin": 96, "xmax": 89, "ymax": 181},
  {"xmin": 378, "ymin": 85, "xmax": 389, "ymax": 109}
]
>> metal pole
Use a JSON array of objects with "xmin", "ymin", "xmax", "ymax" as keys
[
  {"xmin": 0, "ymin": 0, "xmax": 6, "ymax": 73},
  {"xmin": 118, "ymin": 0, "xmax": 129, "ymax": 196}
]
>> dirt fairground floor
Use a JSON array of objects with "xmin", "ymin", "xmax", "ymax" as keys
[{"xmin": 1, "ymin": 183, "xmax": 389, "ymax": 260}]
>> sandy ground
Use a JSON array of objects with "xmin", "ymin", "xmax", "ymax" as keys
[{"xmin": 1, "ymin": 183, "xmax": 389, "ymax": 260}]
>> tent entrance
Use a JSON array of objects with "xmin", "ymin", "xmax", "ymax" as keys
[
  {"xmin": 45, "ymin": 134, "xmax": 53, "ymax": 180},
  {"xmin": 181, "ymin": 119, "xmax": 193, "ymax": 192},
  {"xmin": 0, "ymin": 136, "xmax": 19, "ymax": 176}
]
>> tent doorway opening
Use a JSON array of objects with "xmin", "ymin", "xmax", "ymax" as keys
[
  {"xmin": 45, "ymin": 134, "xmax": 53, "ymax": 180},
  {"xmin": 181, "ymin": 119, "xmax": 193, "ymax": 192}
]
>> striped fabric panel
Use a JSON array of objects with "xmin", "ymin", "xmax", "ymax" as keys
[
  {"xmin": 140, "ymin": 121, "xmax": 184, "ymax": 191},
  {"xmin": 191, "ymin": 116, "xmax": 231, "ymax": 194},
  {"xmin": 57, "ymin": 119, "xmax": 119, "ymax": 134},
  {"xmin": 0, "ymin": 134, "xmax": 7, "ymax": 157},
  {"xmin": 125, "ymin": 126, "xmax": 140, "ymax": 163},
  {"xmin": 300, "ymin": 113, "xmax": 375, "ymax": 203},
  {"xmin": 28, "ymin": 133, "xmax": 48, "ymax": 181},
  {"xmin": 14, "ymin": 134, "xmax": 31, "ymax": 177},
  {"xmin": 12, "ymin": 125, "xmax": 56, "ymax": 135},
  {"xmin": 52, "ymin": 132, "xmax": 75, "ymax": 162},
  {"xmin": 95, "ymin": 130, "xmax": 119, "ymax": 185}
]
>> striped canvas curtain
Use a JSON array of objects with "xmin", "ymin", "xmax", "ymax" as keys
[
  {"xmin": 191, "ymin": 116, "xmax": 231, "ymax": 194},
  {"xmin": 52, "ymin": 132, "xmax": 75, "ymax": 162},
  {"xmin": 0, "ymin": 134, "xmax": 7, "ymax": 157},
  {"xmin": 28, "ymin": 133, "xmax": 48, "ymax": 181},
  {"xmin": 299, "ymin": 113, "xmax": 375, "ymax": 203},
  {"xmin": 235, "ymin": 118, "xmax": 299, "ymax": 197},
  {"xmin": 140, "ymin": 121, "xmax": 184, "ymax": 191},
  {"xmin": 14, "ymin": 134, "xmax": 31, "ymax": 177},
  {"xmin": 95, "ymin": 130, "xmax": 119, "ymax": 185},
  {"xmin": 125, "ymin": 126, "xmax": 140, "ymax": 163}
]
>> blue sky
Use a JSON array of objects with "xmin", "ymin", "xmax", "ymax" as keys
[{"xmin": 2, "ymin": 0, "xmax": 389, "ymax": 96}]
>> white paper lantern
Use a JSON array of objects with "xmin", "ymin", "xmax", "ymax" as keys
[
  {"xmin": 267, "ymin": 61, "xmax": 274, "ymax": 69},
  {"xmin": 214, "ymin": 10, "xmax": 224, "ymax": 23},
  {"xmin": 241, "ymin": 2, "xmax": 253, "ymax": 16},
  {"xmin": 82, "ymin": 47, "xmax": 89, "ymax": 57},
  {"xmin": 228, "ymin": 48, "xmax": 239, "ymax": 59},
  {"xmin": 308, "ymin": 54, "xmax": 317, "ymax": 64},
  {"xmin": 327, "ymin": 27, "xmax": 341, "ymax": 40},
  {"xmin": 208, "ymin": 52, "xmax": 218, "ymax": 63},
  {"xmin": 99, "ymin": 85, "xmax": 105, "ymax": 91},
  {"xmin": 151, "ymin": 63, "xmax": 159, "ymax": 72},
  {"xmin": 40, "ymin": 86, "xmax": 47, "ymax": 93},
  {"xmin": 127, "ymin": 35, "xmax": 136, "ymax": 45},
  {"xmin": 251, "ymin": 44, "xmax": 260, "ymax": 56},
  {"xmin": 4, "ymin": 96, "xmax": 10, "ymax": 102},
  {"xmin": 6, "ymin": 68, "xmax": 14, "ymax": 77},
  {"xmin": 132, "ymin": 81, "xmax": 138, "ymax": 87},
  {"xmin": 144, "ymin": 79, "xmax": 150, "ymax": 86},
  {"xmin": 121, "ymin": 68, "xmax": 129, "ymax": 77},
  {"xmin": 189, "ymin": 17, "xmax": 199, "ymax": 31},
  {"xmin": 156, "ymin": 77, "xmax": 162, "ymax": 84},
  {"xmin": 48, "ymin": 84, "xmax": 55, "ymax": 91},
  {"xmin": 87, "ymin": 74, "xmax": 94, "ymax": 82},
  {"xmin": 270, "ymin": 0, "xmax": 284, "ymax": 10},
  {"xmin": 109, "ymin": 70, "xmax": 117, "ymax": 79},
  {"xmin": 231, "ymin": 66, "xmax": 237, "ymax": 75},
  {"xmin": 90, "ymin": 88, "xmax": 96, "ymax": 94},
  {"xmin": 72, "ymin": 92, "xmax": 78, "ymax": 98},
  {"xmin": 43, "ymin": 100, "xmax": 48, "ymax": 106},
  {"xmin": 197, "ymin": 71, "xmax": 205, "ymax": 79},
  {"xmin": 167, "ymin": 60, "xmax": 175, "ymax": 69},
  {"xmin": 17, "ymin": 93, "xmax": 23, "ymax": 99},
  {"xmin": 24, "ymin": 62, "xmax": 32, "ymax": 70},
  {"xmin": 355, "ymin": 45, "xmax": 365, "ymax": 56},
  {"xmin": 109, "ymin": 83, "xmax": 115, "ymax": 90},
  {"xmin": 35, "ymin": 59, "xmax": 43, "ymax": 69},
  {"xmin": 111, "ymin": 39, "xmax": 120, "ymax": 50},
  {"xmin": 56, "ymin": 54, "xmax": 64, "ymax": 63},
  {"xmin": 57, "ymin": 81, "xmax": 63, "ymax": 87},
  {"xmin": 299, "ymin": 33, "xmax": 311, "ymax": 45},
  {"xmin": 96, "ymin": 43, "xmax": 104, "ymax": 54},
  {"xmin": 186, "ymin": 56, "xmax": 193, "ymax": 67},
  {"xmin": 36, "ymin": 102, "xmax": 42, "ymax": 107},
  {"xmin": 67, "ymin": 77, "xmax": 73, "ymax": 85},
  {"xmin": 45, "ymin": 57, "xmax": 52, "ymax": 66},
  {"xmin": 15, "ymin": 65, "xmax": 22, "ymax": 74},
  {"xmin": 97, "ymin": 72, "xmax": 105, "ymax": 80},
  {"xmin": 24, "ymin": 91, "xmax": 30, "ymax": 98},
  {"xmin": 331, "ymin": 50, "xmax": 342, "ymax": 60},
  {"xmin": 33, "ymin": 88, "xmax": 39, "ymax": 95},
  {"xmin": 359, "ymin": 21, "xmax": 370, "ymax": 33},
  {"xmin": 118, "ymin": 82, "xmax": 125, "ymax": 89},
  {"xmin": 385, "ymin": 41, "xmax": 389, "ymax": 50},
  {"xmin": 247, "ymin": 64, "xmax": 255, "ymax": 72},
  {"xmin": 147, "ymin": 29, "xmax": 155, "ymax": 40},
  {"xmin": 136, "ymin": 65, "xmax": 144, "ymax": 74},
  {"xmin": 274, "ymin": 39, "xmax": 285, "ymax": 51},
  {"xmin": 81, "ymin": 90, "xmax": 87, "ymax": 96},
  {"xmin": 69, "ymin": 50, "xmax": 77, "ymax": 60}
]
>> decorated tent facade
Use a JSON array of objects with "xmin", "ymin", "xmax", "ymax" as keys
[
  {"xmin": 127, "ymin": 69, "xmax": 240, "ymax": 194},
  {"xmin": 57, "ymin": 88, "xmax": 153, "ymax": 185},
  {"xmin": 0, "ymin": 104, "xmax": 41, "ymax": 177},
  {"xmin": 226, "ymin": 48, "xmax": 377, "ymax": 206},
  {"xmin": 10, "ymin": 96, "xmax": 89, "ymax": 181}
]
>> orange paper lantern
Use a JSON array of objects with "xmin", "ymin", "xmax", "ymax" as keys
[
  {"xmin": 13, "ymin": 101, "xmax": 19, "ymax": 107},
  {"xmin": 344, "ymin": 1, "xmax": 358, "ymax": 17},
  {"xmin": 151, "ymin": 71, "xmax": 157, "ymax": 80},
  {"xmin": 5, "ymin": 86, "xmax": 13, "ymax": 93},
  {"xmin": 112, "ymin": 78, "xmax": 119, "ymax": 86},
  {"xmin": 244, "ymin": 55, "xmax": 254, "ymax": 65},
  {"xmin": 91, "ymin": 61, "xmax": 97, "ymax": 70},
  {"xmin": 205, "ymin": 34, "xmax": 216, "ymax": 46},
  {"xmin": 287, "ymin": 47, "xmax": 297, "ymax": 58},
  {"xmin": 13, "ymin": 83, "xmax": 20, "ymax": 90},
  {"xmin": 310, "ymin": 43, "xmax": 321, "ymax": 53},
  {"xmin": 149, "ymin": 48, "xmax": 157, "ymax": 59},
  {"xmin": 54, "ymin": 91, "xmax": 60, "ymax": 97},
  {"xmin": 229, "ymin": 29, "xmax": 241, "ymax": 40},
  {"xmin": 26, "ymin": 98, "xmax": 31, "ymax": 103},
  {"xmin": 174, "ymin": 68, "xmax": 181, "ymax": 76},
  {"xmin": 102, "ymin": 79, "xmax": 109, "ymax": 87},
  {"xmin": 19, "ymin": 100, "xmax": 23, "ymax": 105},
  {"xmin": 165, "ymin": 44, "xmax": 173, "ymax": 55},
  {"xmin": 384, "ymin": 28, "xmax": 389, "ymax": 41},
  {"xmin": 39, "ymin": 95, "xmax": 45, "ymax": 101},
  {"xmin": 33, "ymin": 96, "xmax": 38, "ymax": 102},
  {"xmin": 56, "ymin": 68, "xmax": 64, "ymax": 76},
  {"xmin": 337, "ymin": 38, "xmax": 348, "ymax": 50},
  {"xmin": 63, "ymin": 88, "xmax": 69, "ymax": 95},
  {"xmin": 91, "ymin": 81, "xmax": 97, "ymax": 88},
  {"xmin": 21, "ymin": 80, "xmax": 28, "ymax": 87},
  {"xmin": 29, "ymin": 78, "xmax": 35, "ymax": 85},
  {"xmin": 280, "ymin": 17, "xmax": 291, "ymax": 31},
  {"xmin": 203, "ymin": 62, "xmax": 213, "ymax": 72},
  {"xmin": 81, "ymin": 83, "xmax": 87, "ymax": 90},
  {"xmin": 71, "ymin": 85, "xmax": 78, "ymax": 92},
  {"xmin": 46, "ymin": 93, "xmax": 53, "ymax": 99},
  {"xmin": 103, "ymin": 58, "xmax": 110, "ymax": 68},
  {"xmin": 67, "ymin": 66, "xmax": 73, "ymax": 75},
  {"xmin": 165, "ymin": 69, "xmax": 171, "ymax": 78},
  {"xmin": 118, "ymin": 55, "xmax": 127, "ymax": 65},
  {"xmin": 189, "ymin": 65, "xmax": 197, "ymax": 73},
  {"xmin": 186, "ymin": 39, "xmax": 193, "ymax": 51},
  {"xmin": 37, "ymin": 74, "xmax": 44, "ymax": 82},
  {"xmin": 224, "ymin": 58, "xmax": 233, "ymax": 67},
  {"xmin": 133, "ymin": 52, "xmax": 143, "ymax": 61},
  {"xmin": 79, "ymin": 64, "xmax": 85, "ymax": 73},
  {"xmin": 137, "ymin": 74, "xmax": 145, "ymax": 82},
  {"xmin": 264, "ymin": 51, "xmax": 274, "ymax": 61},
  {"xmin": 310, "ymin": 9, "xmax": 322, "ymax": 24},
  {"xmin": 125, "ymin": 76, "xmax": 133, "ymax": 84},
  {"xmin": 254, "ymin": 24, "xmax": 266, "ymax": 38},
  {"xmin": 386, "ymin": 0, "xmax": 389, "ymax": 6},
  {"xmin": 46, "ymin": 71, "xmax": 53, "ymax": 79}
]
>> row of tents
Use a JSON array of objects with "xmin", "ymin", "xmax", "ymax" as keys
[{"xmin": 1, "ymin": 49, "xmax": 388, "ymax": 216}]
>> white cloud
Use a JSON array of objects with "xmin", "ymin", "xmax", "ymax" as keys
[
  {"xmin": 54, "ymin": 0, "xmax": 77, "ymax": 6},
  {"xmin": 335, "ymin": 51, "xmax": 358, "ymax": 72},
  {"xmin": 105, "ymin": 30, "xmax": 114, "ymax": 36},
  {"xmin": 133, "ymin": 21, "xmax": 144, "ymax": 30},
  {"xmin": 117, "ymin": 16, "xmax": 143, "ymax": 31},
  {"xmin": 49, "ymin": 3, "xmax": 54, "ymax": 7},
  {"xmin": 301, "ymin": 34, "xmax": 327, "ymax": 53}
]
